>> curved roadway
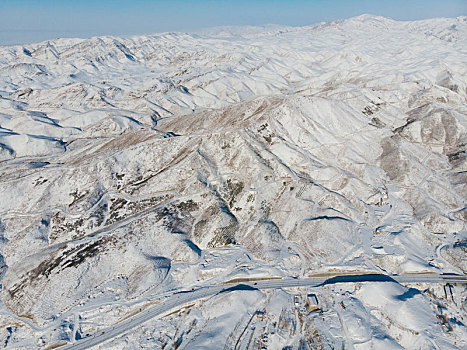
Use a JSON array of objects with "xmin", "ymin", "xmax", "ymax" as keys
[{"xmin": 58, "ymin": 273, "xmax": 467, "ymax": 350}]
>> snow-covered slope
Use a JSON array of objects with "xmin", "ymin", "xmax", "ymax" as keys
[{"xmin": 0, "ymin": 15, "xmax": 466, "ymax": 349}]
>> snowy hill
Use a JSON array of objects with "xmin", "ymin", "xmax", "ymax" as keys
[{"xmin": 0, "ymin": 15, "xmax": 466, "ymax": 349}]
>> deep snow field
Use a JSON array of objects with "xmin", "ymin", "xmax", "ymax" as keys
[{"xmin": 0, "ymin": 14, "xmax": 466, "ymax": 349}]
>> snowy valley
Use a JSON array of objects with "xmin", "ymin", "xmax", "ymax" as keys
[{"xmin": 0, "ymin": 14, "xmax": 466, "ymax": 349}]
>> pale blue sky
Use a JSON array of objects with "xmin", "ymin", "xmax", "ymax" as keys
[{"xmin": 0, "ymin": 0, "xmax": 466, "ymax": 45}]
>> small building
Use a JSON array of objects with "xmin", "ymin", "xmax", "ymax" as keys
[{"xmin": 306, "ymin": 293, "xmax": 320, "ymax": 312}]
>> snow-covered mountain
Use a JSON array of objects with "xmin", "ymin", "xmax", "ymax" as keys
[{"xmin": 0, "ymin": 15, "xmax": 466, "ymax": 349}]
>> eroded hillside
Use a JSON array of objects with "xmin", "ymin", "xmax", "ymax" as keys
[{"xmin": 0, "ymin": 15, "xmax": 466, "ymax": 349}]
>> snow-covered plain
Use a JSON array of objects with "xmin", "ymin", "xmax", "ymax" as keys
[{"xmin": 0, "ymin": 14, "xmax": 466, "ymax": 349}]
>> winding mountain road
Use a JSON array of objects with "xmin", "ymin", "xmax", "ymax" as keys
[{"xmin": 57, "ymin": 273, "xmax": 467, "ymax": 350}]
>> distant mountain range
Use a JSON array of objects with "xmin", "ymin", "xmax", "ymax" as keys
[{"xmin": 0, "ymin": 15, "xmax": 465, "ymax": 349}]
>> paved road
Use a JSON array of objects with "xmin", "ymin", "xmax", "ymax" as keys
[{"xmin": 58, "ymin": 273, "xmax": 467, "ymax": 350}]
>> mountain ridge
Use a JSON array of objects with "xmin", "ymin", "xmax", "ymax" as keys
[{"xmin": 0, "ymin": 15, "xmax": 466, "ymax": 349}]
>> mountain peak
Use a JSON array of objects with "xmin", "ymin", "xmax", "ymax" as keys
[{"xmin": 0, "ymin": 14, "xmax": 466, "ymax": 350}]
